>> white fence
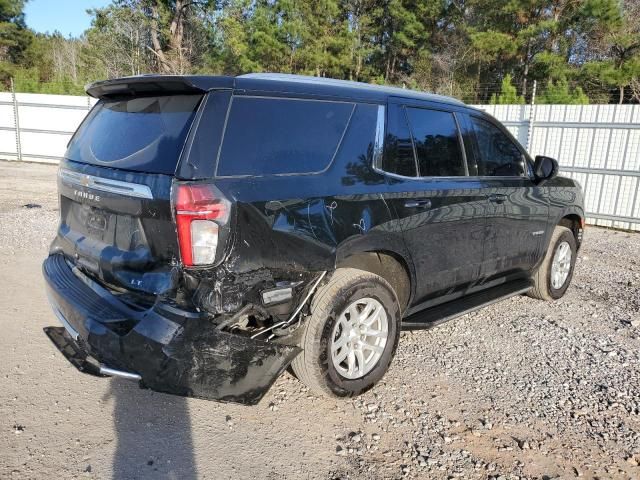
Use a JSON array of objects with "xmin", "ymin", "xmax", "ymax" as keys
[
  {"xmin": 0, "ymin": 91, "xmax": 96, "ymax": 163},
  {"xmin": 475, "ymin": 104, "xmax": 640, "ymax": 231},
  {"xmin": 0, "ymin": 92, "xmax": 637, "ymax": 231}
]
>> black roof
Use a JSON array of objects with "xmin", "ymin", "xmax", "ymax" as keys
[{"xmin": 86, "ymin": 73, "xmax": 465, "ymax": 106}]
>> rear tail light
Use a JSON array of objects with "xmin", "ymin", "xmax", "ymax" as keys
[{"xmin": 174, "ymin": 183, "xmax": 230, "ymax": 266}]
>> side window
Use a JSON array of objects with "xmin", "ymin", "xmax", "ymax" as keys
[
  {"xmin": 217, "ymin": 97, "xmax": 353, "ymax": 176},
  {"xmin": 469, "ymin": 116, "xmax": 525, "ymax": 177},
  {"xmin": 405, "ymin": 107, "xmax": 466, "ymax": 176},
  {"xmin": 382, "ymin": 104, "xmax": 417, "ymax": 177}
]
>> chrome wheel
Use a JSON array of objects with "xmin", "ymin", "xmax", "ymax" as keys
[
  {"xmin": 330, "ymin": 298, "xmax": 389, "ymax": 380},
  {"xmin": 551, "ymin": 241, "xmax": 572, "ymax": 289}
]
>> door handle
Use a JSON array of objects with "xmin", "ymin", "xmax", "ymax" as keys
[
  {"xmin": 488, "ymin": 194, "xmax": 507, "ymax": 204},
  {"xmin": 404, "ymin": 199, "xmax": 432, "ymax": 209}
]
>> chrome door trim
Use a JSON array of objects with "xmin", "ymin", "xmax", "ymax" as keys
[{"xmin": 372, "ymin": 105, "xmax": 386, "ymax": 169}]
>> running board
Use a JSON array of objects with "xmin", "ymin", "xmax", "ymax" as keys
[{"xmin": 401, "ymin": 279, "xmax": 533, "ymax": 331}]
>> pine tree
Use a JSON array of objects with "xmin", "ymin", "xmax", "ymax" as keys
[
  {"xmin": 490, "ymin": 75, "xmax": 525, "ymax": 104},
  {"xmin": 538, "ymin": 79, "xmax": 589, "ymax": 104}
]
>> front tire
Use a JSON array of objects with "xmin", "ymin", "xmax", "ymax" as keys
[
  {"xmin": 528, "ymin": 225, "xmax": 577, "ymax": 301},
  {"xmin": 291, "ymin": 268, "xmax": 401, "ymax": 398}
]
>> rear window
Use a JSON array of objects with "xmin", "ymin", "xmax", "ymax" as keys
[
  {"xmin": 66, "ymin": 94, "xmax": 202, "ymax": 175},
  {"xmin": 216, "ymin": 97, "xmax": 353, "ymax": 176}
]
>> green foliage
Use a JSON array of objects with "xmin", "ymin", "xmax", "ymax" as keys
[
  {"xmin": 538, "ymin": 79, "xmax": 589, "ymax": 105},
  {"xmin": 490, "ymin": 75, "xmax": 525, "ymax": 104},
  {"xmin": 470, "ymin": 31, "xmax": 517, "ymax": 62},
  {"xmin": 0, "ymin": 0, "xmax": 637, "ymax": 103},
  {"xmin": 0, "ymin": 0, "xmax": 31, "ymax": 86},
  {"xmin": 579, "ymin": 0, "xmax": 640, "ymax": 103},
  {"xmin": 533, "ymin": 52, "xmax": 575, "ymax": 81},
  {"xmin": 580, "ymin": 0, "xmax": 622, "ymax": 29},
  {"xmin": 12, "ymin": 68, "xmax": 85, "ymax": 94}
]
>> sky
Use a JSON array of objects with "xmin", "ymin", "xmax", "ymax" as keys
[{"xmin": 24, "ymin": 0, "xmax": 112, "ymax": 38}]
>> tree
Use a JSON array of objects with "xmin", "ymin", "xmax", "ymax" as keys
[
  {"xmin": 470, "ymin": 30, "xmax": 517, "ymax": 101},
  {"xmin": 342, "ymin": 0, "xmax": 380, "ymax": 81},
  {"xmin": 0, "ymin": 0, "xmax": 635, "ymax": 104},
  {"xmin": 0, "ymin": 0, "xmax": 32, "ymax": 85},
  {"xmin": 296, "ymin": 0, "xmax": 351, "ymax": 77},
  {"xmin": 82, "ymin": 4, "xmax": 156, "ymax": 78},
  {"xmin": 490, "ymin": 74, "xmax": 524, "ymax": 104},
  {"xmin": 581, "ymin": 0, "xmax": 640, "ymax": 103},
  {"xmin": 141, "ymin": 0, "xmax": 214, "ymax": 74},
  {"xmin": 538, "ymin": 79, "xmax": 589, "ymax": 104}
]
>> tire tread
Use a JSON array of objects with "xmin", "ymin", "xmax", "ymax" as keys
[{"xmin": 528, "ymin": 226, "xmax": 573, "ymax": 301}]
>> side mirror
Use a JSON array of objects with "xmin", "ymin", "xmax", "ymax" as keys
[{"xmin": 533, "ymin": 155, "xmax": 559, "ymax": 183}]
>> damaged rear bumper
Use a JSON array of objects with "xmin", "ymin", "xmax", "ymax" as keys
[{"xmin": 42, "ymin": 254, "xmax": 301, "ymax": 405}]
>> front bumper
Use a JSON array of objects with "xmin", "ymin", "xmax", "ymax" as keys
[{"xmin": 42, "ymin": 254, "xmax": 301, "ymax": 405}]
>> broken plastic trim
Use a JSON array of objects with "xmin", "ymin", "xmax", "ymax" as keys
[
  {"xmin": 215, "ymin": 304, "xmax": 253, "ymax": 331},
  {"xmin": 251, "ymin": 271, "xmax": 327, "ymax": 339},
  {"xmin": 43, "ymin": 254, "xmax": 302, "ymax": 405}
]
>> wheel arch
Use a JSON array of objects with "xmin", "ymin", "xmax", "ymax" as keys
[
  {"xmin": 336, "ymin": 249, "xmax": 412, "ymax": 311},
  {"xmin": 557, "ymin": 211, "xmax": 584, "ymax": 248}
]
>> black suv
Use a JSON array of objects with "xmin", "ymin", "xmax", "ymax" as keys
[{"xmin": 43, "ymin": 73, "xmax": 584, "ymax": 405}]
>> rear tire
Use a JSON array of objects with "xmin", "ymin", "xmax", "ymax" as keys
[
  {"xmin": 528, "ymin": 226, "xmax": 577, "ymax": 301},
  {"xmin": 291, "ymin": 268, "xmax": 401, "ymax": 398}
]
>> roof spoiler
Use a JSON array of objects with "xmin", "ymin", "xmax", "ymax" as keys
[{"xmin": 86, "ymin": 75, "xmax": 235, "ymax": 99}]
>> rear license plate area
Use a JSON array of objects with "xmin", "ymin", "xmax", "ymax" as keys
[{"xmin": 86, "ymin": 210, "xmax": 108, "ymax": 231}]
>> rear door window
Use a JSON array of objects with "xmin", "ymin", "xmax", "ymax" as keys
[
  {"xmin": 405, "ymin": 107, "xmax": 466, "ymax": 177},
  {"xmin": 216, "ymin": 97, "xmax": 353, "ymax": 176},
  {"xmin": 468, "ymin": 116, "xmax": 526, "ymax": 177},
  {"xmin": 66, "ymin": 95, "xmax": 202, "ymax": 175}
]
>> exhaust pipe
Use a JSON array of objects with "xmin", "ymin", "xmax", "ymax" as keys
[{"xmin": 99, "ymin": 365, "xmax": 142, "ymax": 381}]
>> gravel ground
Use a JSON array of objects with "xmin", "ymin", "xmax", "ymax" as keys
[{"xmin": 1, "ymin": 161, "xmax": 639, "ymax": 479}]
